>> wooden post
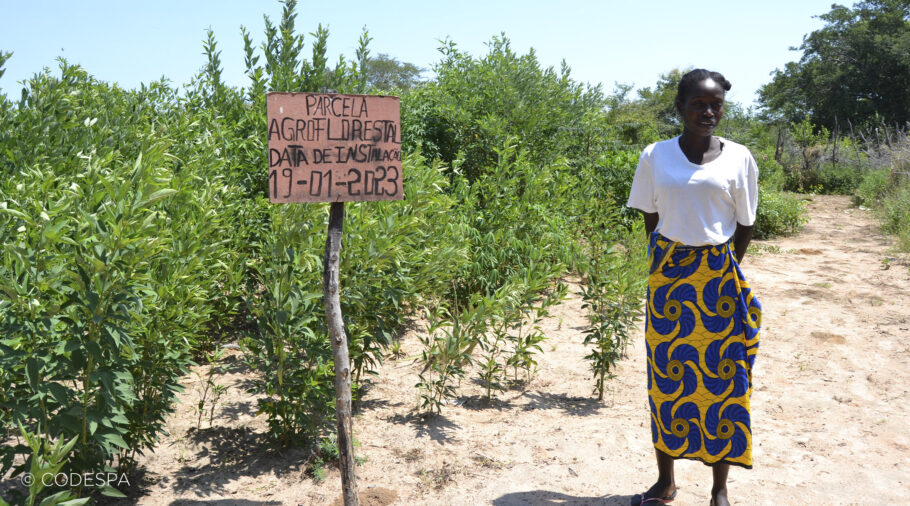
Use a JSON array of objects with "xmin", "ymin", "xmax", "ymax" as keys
[{"xmin": 323, "ymin": 201, "xmax": 360, "ymax": 506}]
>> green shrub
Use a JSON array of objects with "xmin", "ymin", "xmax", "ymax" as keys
[
  {"xmin": 241, "ymin": 150, "xmax": 469, "ymax": 434},
  {"xmin": 401, "ymin": 35, "xmax": 611, "ymax": 181},
  {"xmin": 341, "ymin": 153, "xmax": 467, "ymax": 382},
  {"xmin": 855, "ymin": 169, "xmax": 890, "ymax": 207},
  {"xmin": 753, "ymin": 149, "xmax": 787, "ymax": 191},
  {"xmin": 595, "ymin": 149, "xmax": 640, "ymax": 226},
  {"xmin": 0, "ymin": 151, "xmax": 191, "ymax": 488},
  {"xmin": 878, "ymin": 181, "xmax": 910, "ymax": 251},
  {"xmin": 450, "ymin": 140, "xmax": 573, "ymax": 298},
  {"xmin": 754, "ymin": 187, "xmax": 807, "ymax": 239},
  {"xmin": 574, "ymin": 158, "xmax": 648, "ymax": 400},
  {"xmin": 0, "ymin": 57, "xmax": 245, "ymax": 500},
  {"xmin": 241, "ymin": 211, "xmax": 334, "ymax": 445},
  {"xmin": 813, "ymin": 163, "xmax": 865, "ymax": 194}
]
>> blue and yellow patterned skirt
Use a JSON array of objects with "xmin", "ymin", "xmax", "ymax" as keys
[{"xmin": 646, "ymin": 233, "xmax": 761, "ymax": 469}]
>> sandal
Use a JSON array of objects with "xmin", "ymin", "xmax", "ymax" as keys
[{"xmin": 630, "ymin": 488, "xmax": 678, "ymax": 505}]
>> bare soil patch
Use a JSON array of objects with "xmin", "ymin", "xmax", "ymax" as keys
[{"xmin": 115, "ymin": 195, "xmax": 910, "ymax": 505}]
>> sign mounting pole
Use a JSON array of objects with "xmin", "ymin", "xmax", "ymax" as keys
[
  {"xmin": 323, "ymin": 200, "xmax": 358, "ymax": 506},
  {"xmin": 267, "ymin": 92, "xmax": 401, "ymax": 506}
]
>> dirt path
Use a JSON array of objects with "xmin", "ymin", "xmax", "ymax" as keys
[{"xmin": 123, "ymin": 195, "xmax": 910, "ymax": 505}]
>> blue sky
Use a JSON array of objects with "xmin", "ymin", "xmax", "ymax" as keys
[{"xmin": 1, "ymin": 0, "xmax": 839, "ymax": 107}]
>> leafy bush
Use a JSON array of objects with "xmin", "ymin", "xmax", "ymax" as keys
[
  {"xmin": 754, "ymin": 187, "xmax": 807, "ymax": 239},
  {"xmin": 0, "ymin": 151, "xmax": 191, "ymax": 487},
  {"xmin": 1, "ymin": 426, "xmax": 94, "ymax": 505},
  {"xmin": 241, "ymin": 218, "xmax": 334, "ymax": 444},
  {"xmin": 812, "ymin": 163, "xmax": 866, "ymax": 194},
  {"xmin": 401, "ymin": 36, "xmax": 611, "ymax": 180},
  {"xmin": 753, "ymin": 148, "xmax": 787, "ymax": 191},
  {"xmin": 852, "ymin": 133, "xmax": 910, "ymax": 252},
  {"xmin": 239, "ymin": 150, "xmax": 468, "ymax": 438},
  {"xmin": 417, "ymin": 298, "xmax": 488, "ymax": 415},
  {"xmin": 593, "ymin": 149, "xmax": 640, "ymax": 226},
  {"xmin": 449, "ymin": 141, "xmax": 572, "ymax": 298},
  {"xmin": 574, "ymin": 160, "xmax": 648, "ymax": 399},
  {"xmin": 854, "ymin": 168, "xmax": 890, "ymax": 207},
  {"xmin": 0, "ymin": 55, "xmax": 246, "ymax": 501},
  {"xmin": 874, "ymin": 168, "xmax": 910, "ymax": 251}
]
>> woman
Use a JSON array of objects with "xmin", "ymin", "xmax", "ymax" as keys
[{"xmin": 626, "ymin": 69, "xmax": 761, "ymax": 506}]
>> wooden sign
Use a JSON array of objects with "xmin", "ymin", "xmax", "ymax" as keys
[{"xmin": 267, "ymin": 93, "xmax": 402, "ymax": 203}]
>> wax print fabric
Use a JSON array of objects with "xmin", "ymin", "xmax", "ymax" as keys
[{"xmin": 646, "ymin": 232, "xmax": 761, "ymax": 468}]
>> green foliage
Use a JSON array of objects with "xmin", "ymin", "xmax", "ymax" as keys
[
  {"xmin": 878, "ymin": 181, "xmax": 910, "ymax": 250},
  {"xmin": 574, "ymin": 161, "xmax": 648, "ymax": 400},
  {"xmin": 399, "ymin": 40, "xmax": 654, "ymax": 412},
  {"xmin": 502, "ymin": 280, "xmax": 565, "ymax": 383},
  {"xmin": 810, "ymin": 163, "xmax": 866, "ymax": 195},
  {"xmin": 858, "ymin": 148, "xmax": 910, "ymax": 251},
  {"xmin": 241, "ymin": 0, "xmax": 370, "ymax": 95},
  {"xmin": 855, "ymin": 168, "xmax": 891, "ymax": 207},
  {"xmin": 605, "ymin": 68, "xmax": 687, "ymax": 147},
  {"xmin": 482, "ymin": 274, "xmax": 566, "ymax": 399},
  {"xmin": 0, "ymin": 50, "xmax": 12, "ymax": 86},
  {"xmin": 0, "ymin": 148, "xmax": 194, "ymax": 486},
  {"xmin": 416, "ymin": 299, "xmax": 488, "ymax": 415},
  {"xmin": 450, "ymin": 141, "xmax": 572, "ymax": 298},
  {"xmin": 308, "ymin": 434, "xmax": 364, "ymax": 482},
  {"xmin": 340, "ymin": 154, "xmax": 467, "ymax": 384},
  {"xmin": 0, "ymin": 426, "xmax": 89, "ymax": 506},
  {"xmin": 850, "ymin": 133, "xmax": 910, "ymax": 251},
  {"xmin": 241, "ymin": 224, "xmax": 334, "ymax": 445},
  {"xmin": 0, "ymin": 55, "xmax": 248, "ymax": 500},
  {"xmin": 402, "ymin": 36, "xmax": 610, "ymax": 180},
  {"xmin": 756, "ymin": 116, "xmax": 872, "ymax": 196},
  {"xmin": 194, "ymin": 348, "xmax": 228, "ymax": 429},
  {"xmin": 365, "ymin": 53, "xmax": 424, "ymax": 92},
  {"xmin": 580, "ymin": 260, "xmax": 642, "ymax": 401},
  {"xmin": 206, "ymin": 0, "xmax": 462, "ymax": 444},
  {"xmin": 754, "ymin": 187, "xmax": 808, "ymax": 239},
  {"xmin": 594, "ymin": 149, "xmax": 641, "ymax": 225},
  {"xmin": 759, "ymin": 0, "xmax": 910, "ymax": 129},
  {"xmin": 753, "ymin": 148, "xmax": 787, "ymax": 191},
  {"xmin": 309, "ymin": 434, "xmax": 341, "ymax": 482}
]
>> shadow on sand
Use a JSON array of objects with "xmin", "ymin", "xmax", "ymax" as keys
[
  {"xmin": 102, "ymin": 425, "xmax": 312, "ymax": 505},
  {"xmin": 493, "ymin": 490, "xmax": 631, "ymax": 505}
]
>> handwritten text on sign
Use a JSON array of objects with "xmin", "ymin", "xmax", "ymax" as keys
[{"xmin": 267, "ymin": 93, "xmax": 402, "ymax": 202}]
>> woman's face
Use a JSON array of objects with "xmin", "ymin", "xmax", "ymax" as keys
[{"xmin": 677, "ymin": 78, "xmax": 725, "ymax": 137}]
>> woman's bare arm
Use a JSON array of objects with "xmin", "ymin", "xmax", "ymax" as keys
[
  {"xmin": 733, "ymin": 223, "xmax": 753, "ymax": 263},
  {"xmin": 643, "ymin": 212, "xmax": 659, "ymax": 236}
]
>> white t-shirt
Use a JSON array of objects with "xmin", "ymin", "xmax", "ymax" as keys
[{"xmin": 626, "ymin": 136, "xmax": 758, "ymax": 246}]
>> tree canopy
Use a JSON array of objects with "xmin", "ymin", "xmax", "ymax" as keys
[
  {"xmin": 758, "ymin": 0, "xmax": 910, "ymax": 129},
  {"xmin": 365, "ymin": 53, "xmax": 424, "ymax": 91}
]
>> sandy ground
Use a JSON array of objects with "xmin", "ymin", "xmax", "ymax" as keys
[{"xmin": 110, "ymin": 194, "xmax": 908, "ymax": 505}]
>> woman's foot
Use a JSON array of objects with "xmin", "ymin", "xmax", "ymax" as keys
[
  {"xmin": 710, "ymin": 487, "xmax": 730, "ymax": 506},
  {"xmin": 630, "ymin": 482, "xmax": 678, "ymax": 505}
]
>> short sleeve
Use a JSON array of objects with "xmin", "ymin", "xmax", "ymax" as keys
[
  {"xmin": 627, "ymin": 148, "xmax": 657, "ymax": 213},
  {"xmin": 734, "ymin": 151, "xmax": 759, "ymax": 226}
]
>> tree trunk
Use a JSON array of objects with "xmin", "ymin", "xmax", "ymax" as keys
[
  {"xmin": 774, "ymin": 124, "xmax": 784, "ymax": 162},
  {"xmin": 323, "ymin": 201, "xmax": 360, "ymax": 506}
]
